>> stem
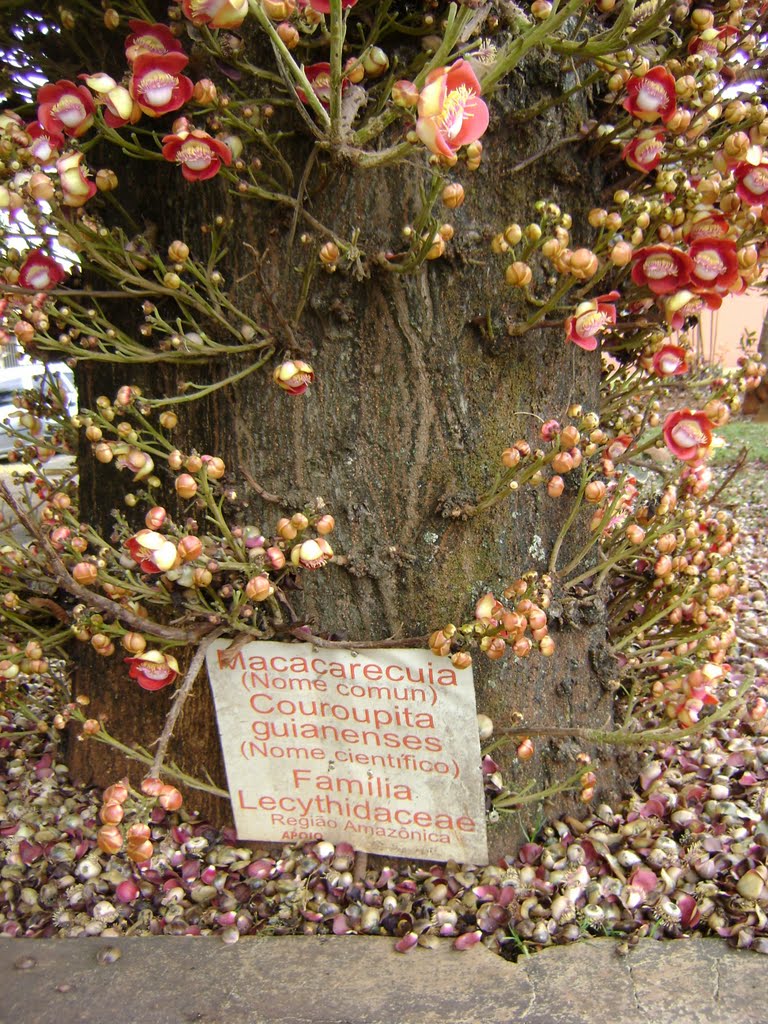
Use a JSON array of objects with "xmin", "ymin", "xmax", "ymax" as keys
[
  {"xmin": 249, "ymin": 0, "xmax": 331, "ymax": 129},
  {"xmin": 69, "ymin": 708, "xmax": 230, "ymax": 799},
  {"xmin": 548, "ymin": 470, "xmax": 590, "ymax": 574},
  {"xmin": 329, "ymin": 0, "xmax": 345, "ymax": 142},
  {"xmin": 148, "ymin": 626, "xmax": 226, "ymax": 780},
  {"xmin": 0, "ymin": 481, "xmax": 213, "ymax": 643}
]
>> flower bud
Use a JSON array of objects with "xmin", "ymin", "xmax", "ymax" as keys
[
  {"xmin": 547, "ymin": 475, "xmax": 565, "ymax": 497},
  {"xmin": 73, "ymin": 562, "xmax": 98, "ymax": 585},
  {"xmin": 178, "ymin": 536, "xmax": 203, "ymax": 561},
  {"xmin": 103, "ymin": 781, "xmax": 129, "ymax": 804},
  {"xmin": 584, "ymin": 480, "xmax": 606, "ymax": 503},
  {"xmin": 97, "ymin": 825, "xmax": 123, "ymax": 855},
  {"xmin": 319, "ymin": 241, "xmax": 340, "ymax": 267},
  {"xmin": 363, "ymin": 47, "xmax": 389, "ymax": 77},
  {"xmin": 393, "ymin": 79, "xmax": 420, "ymax": 108},
  {"xmin": 145, "ymin": 506, "xmax": 167, "ymax": 530},
  {"xmin": 122, "ymin": 632, "xmax": 147, "ymax": 655},
  {"xmin": 516, "ymin": 737, "xmax": 534, "ymax": 761},
  {"xmin": 505, "ymin": 262, "xmax": 532, "ymax": 287},
  {"xmin": 266, "ymin": 544, "xmax": 286, "ymax": 569},
  {"xmin": 262, "ymin": 0, "xmax": 296, "ymax": 18},
  {"xmin": 441, "ymin": 183, "xmax": 465, "ymax": 208},
  {"xmin": 192, "ymin": 78, "xmax": 217, "ymax": 104},
  {"xmin": 167, "ymin": 240, "xmax": 189, "ymax": 263},
  {"xmin": 451, "ymin": 651, "xmax": 472, "ymax": 670},
  {"xmin": 175, "ymin": 474, "xmax": 198, "ymax": 499},
  {"xmin": 246, "ymin": 574, "xmax": 274, "ymax": 601}
]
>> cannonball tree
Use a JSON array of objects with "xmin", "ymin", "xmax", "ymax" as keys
[{"xmin": 0, "ymin": 0, "xmax": 765, "ymax": 858}]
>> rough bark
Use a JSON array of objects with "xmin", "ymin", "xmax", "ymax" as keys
[{"xmin": 69, "ymin": 53, "xmax": 632, "ymax": 857}]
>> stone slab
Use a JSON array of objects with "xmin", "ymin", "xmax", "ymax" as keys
[{"xmin": 0, "ymin": 936, "xmax": 763, "ymax": 1024}]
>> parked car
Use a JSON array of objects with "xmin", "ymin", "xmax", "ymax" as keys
[{"xmin": 0, "ymin": 360, "xmax": 77, "ymax": 459}]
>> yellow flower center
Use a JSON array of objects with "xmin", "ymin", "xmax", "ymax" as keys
[
  {"xmin": 694, "ymin": 249, "xmax": 725, "ymax": 281},
  {"xmin": 644, "ymin": 254, "xmax": 677, "ymax": 279},
  {"xmin": 438, "ymin": 85, "xmax": 473, "ymax": 140},
  {"xmin": 139, "ymin": 71, "xmax": 176, "ymax": 107},
  {"xmin": 179, "ymin": 141, "xmax": 213, "ymax": 170}
]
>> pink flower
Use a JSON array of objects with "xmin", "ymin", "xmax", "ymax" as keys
[
  {"xmin": 18, "ymin": 251, "xmax": 67, "ymax": 291},
  {"xmin": 621, "ymin": 130, "xmax": 665, "ymax": 172},
  {"xmin": 662, "ymin": 288, "xmax": 721, "ymax": 330},
  {"xmin": 415, "ymin": 59, "xmax": 489, "ymax": 161},
  {"xmin": 565, "ymin": 291, "xmax": 619, "ymax": 351},
  {"xmin": 25, "ymin": 122, "xmax": 65, "ymax": 163},
  {"xmin": 125, "ymin": 20, "xmax": 184, "ymax": 63},
  {"xmin": 622, "ymin": 65, "xmax": 677, "ymax": 124},
  {"xmin": 129, "ymin": 52, "xmax": 194, "ymax": 117},
  {"xmin": 663, "ymin": 409, "xmax": 714, "ymax": 461},
  {"xmin": 125, "ymin": 530, "xmax": 178, "ymax": 573},
  {"xmin": 161, "ymin": 128, "xmax": 232, "ymax": 181},
  {"xmin": 80, "ymin": 73, "xmax": 141, "ymax": 129},
  {"xmin": 688, "ymin": 237, "xmax": 739, "ymax": 293},
  {"xmin": 36, "ymin": 80, "xmax": 95, "ymax": 138},
  {"xmin": 296, "ymin": 63, "xmax": 348, "ymax": 107},
  {"xmin": 684, "ymin": 212, "xmax": 729, "ymax": 243},
  {"xmin": 630, "ymin": 244, "xmax": 693, "ymax": 295},
  {"xmin": 606, "ymin": 434, "xmax": 633, "ymax": 460},
  {"xmin": 180, "ymin": 0, "xmax": 248, "ymax": 29},
  {"xmin": 273, "ymin": 360, "xmax": 314, "ymax": 395},
  {"xmin": 56, "ymin": 152, "xmax": 97, "ymax": 207},
  {"xmin": 125, "ymin": 650, "xmax": 180, "ymax": 691},
  {"xmin": 733, "ymin": 159, "xmax": 768, "ymax": 207},
  {"xmin": 290, "ymin": 538, "xmax": 333, "ymax": 569},
  {"xmin": 651, "ymin": 344, "xmax": 689, "ymax": 377}
]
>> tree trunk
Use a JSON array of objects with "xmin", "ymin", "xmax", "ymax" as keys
[{"xmin": 68, "ymin": 39, "xmax": 628, "ymax": 858}]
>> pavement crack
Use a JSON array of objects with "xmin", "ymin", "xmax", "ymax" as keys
[
  {"xmin": 713, "ymin": 957, "xmax": 721, "ymax": 1004},
  {"xmin": 519, "ymin": 960, "xmax": 537, "ymax": 1021},
  {"xmin": 625, "ymin": 959, "xmax": 651, "ymax": 1024}
]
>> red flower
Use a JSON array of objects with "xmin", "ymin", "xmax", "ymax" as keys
[
  {"xmin": 57, "ymin": 152, "xmax": 97, "ymax": 208},
  {"xmin": 688, "ymin": 238, "xmax": 739, "ymax": 293},
  {"xmin": 18, "ymin": 251, "xmax": 67, "ymax": 291},
  {"xmin": 295, "ymin": 63, "xmax": 349, "ymax": 107},
  {"xmin": 565, "ymin": 291, "xmax": 619, "ymax": 351},
  {"xmin": 606, "ymin": 434, "xmax": 633, "ymax": 461},
  {"xmin": 25, "ymin": 122, "xmax": 65, "ymax": 163},
  {"xmin": 180, "ymin": 0, "xmax": 248, "ymax": 28},
  {"xmin": 622, "ymin": 130, "xmax": 665, "ymax": 173},
  {"xmin": 129, "ymin": 53, "xmax": 193, "ymax": 118},
  {"xmin": 651, "ymin": 344, "xmax": 689, "ymax": 377},
  {"xmin": 630, "ymin": 245, "xmax": 693, "ymax": 295},
  {"xmin": 36, "ymin": 80, "xmax": 95, "ymax": 138},
  {"xmin": 125, "ymin": 530, "xmax": 178, "ymax": 573},
  {"xmin": 733, "ymin": 159, "xmax": 768, "ymax": 207},
  {"xmin": 125, "ymin": 651, "xmax": 180, "ymax": 691},
  {"xmin": 125, "ymin": 20, "xmax": 184, "ymax": 63},
  {"xmin": 662, "ymin": 289, "xmax": 721, "ymax": 330},
  {"xmin": 663, "ymin": 409, "xmax": 714, "ymax": 461},
  {"xmin": 416, "ymin": 59, "xmax": 489, "ymax": 161},
  {"xmin": 684, "ymin": 212, "xmax": 729, "ymax": 243},
  {"xmin": 273, "ymin": 360, "xmax": 314, "ymax": 395},
  {"xmin": 688, "ymin": 25, "xmax": 738, "ymax": 57},
  {"xmin": 161, "ymin": 128, "xmax": 232, "ymax": 181},
  {"xmin": 622, "ymin": 66, "xmax": 677, "ymax": 124}
]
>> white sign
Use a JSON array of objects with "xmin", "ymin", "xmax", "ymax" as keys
[{"xmin": 205, "ymin": 640, "xmax": 488, "ymax": 863}]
